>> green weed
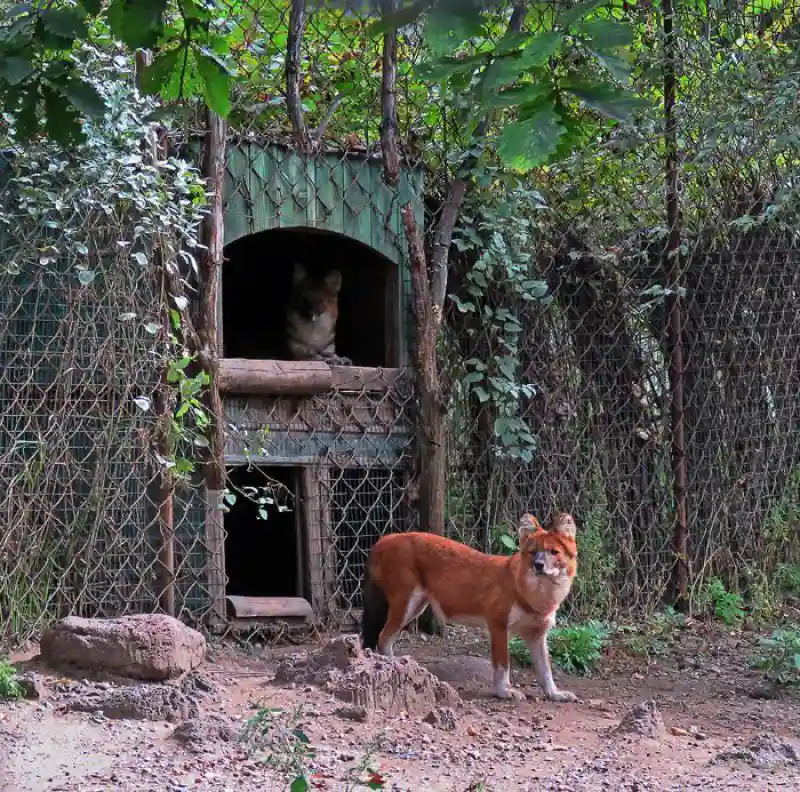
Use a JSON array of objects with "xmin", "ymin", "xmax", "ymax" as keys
[
  {"xmin": 239, "ymin": 703, "xmax": 387, "ymax": 791},
  {"xmin": 510, "ymin": 621, "xmax": 608, "ymax": 676},
  {"xmin": 0, "ymin": 657, "xmax": 23, "ymax": 700},
  {"xmin": 776, "ymin": 563, "xmax": 800, "ymax": 599},
  {"xmin": 751, "ymin": 628, "xmax": 800, "ymax": 689},
  {"xmin": 620, "ymin": 607, "xmax": 687, "ymax": 660},
  {"xmin": 698, "ymin": 576, "xmax": 745, "ymax": 626}
]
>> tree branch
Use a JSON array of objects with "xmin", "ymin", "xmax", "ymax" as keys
[
  {"xmin": 380, "ymin": 0, "xmax": 400, "ymax": 184},
  {"xmin": 428, "ymin": 3, "xmax": 527, "ymax": 313},
  {"xmin": 312, "ymin": 93, "xmax": 343, "ymax": 143},
  {"xmin": 286, "ymin": 0, "xmax": 310, "ymax": 152}
]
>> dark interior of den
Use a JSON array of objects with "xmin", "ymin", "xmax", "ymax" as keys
[
  {"xmin": 222, "ymin": 227, "xmax": 399, "ymax": 367},
  {"xmin": 224, "ymin": 465, "xmax": 302, "ymax": 601}
]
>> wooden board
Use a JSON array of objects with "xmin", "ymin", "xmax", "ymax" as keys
[
  {"xmin": 219, "ymin": 359, "xmax": 405, "ymax": 396},
  {"xmin": 219, "ymin": 358, "xmax": 332, "ymax": 395},
  {"xmin": 225, "ymin": 595, "xmax": 313, "ymax": 620}
]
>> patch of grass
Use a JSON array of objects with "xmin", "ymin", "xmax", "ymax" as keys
[
  {"xmin": 239, "ymin": 704, "xmax": 316, "ymax": 786},
  {"xmin": 776, "ymin": 563, "xmax": 800, "ymax": 599},
  {"xmin": 239, "ymin": 703, "xmax": 387, "ymax": 791},
  {"xmin": 751, "ymin": 628, "xmax": 800, "ymax": 690},
  {"xmin": 0, "ymin": 657, "xmax": 23, "ymax": 700},
  {"xmin": 698, "ymin": 576, "xmax": 745, "ymax": 626},
  {"xmin": 510, "ymin": 621, "xmax": 608, "ymax": 676},
  {"xmin": 619, "ymin": 606, "xmax": 687, "ymax": 660}
]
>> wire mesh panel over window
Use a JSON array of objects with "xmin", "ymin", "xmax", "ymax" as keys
[{"xmin": 329, "ymin": 466, "xmax": 412, "ymax": 613}]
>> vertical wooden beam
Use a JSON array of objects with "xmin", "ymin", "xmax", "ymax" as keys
[
  {"xmin": 663, "ymin": 0, "xmax": 689, "ymax": 605},
  {"xmin": 199, "ymin": 109, "xmax": 228, "ymax": 628},
  {"xmin": 302, "ymin": 464, "xmax": 333, "ymax": 618}
]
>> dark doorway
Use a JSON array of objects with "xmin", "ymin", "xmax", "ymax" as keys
[
  {"xmin": 222, "ymin": 227, "xmax": 399, "ymax": 367},
  {"xmin": 224, "ymin": 465, "xmax": 300, "ymax": 598}
]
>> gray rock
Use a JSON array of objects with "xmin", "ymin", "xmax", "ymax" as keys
[{"xmin": 40, "ymin": 614, "xmax": 206, "ymax": 681}]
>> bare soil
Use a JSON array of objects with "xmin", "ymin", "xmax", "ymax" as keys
[{"xmin": 1, "ymin": 621, "xmax": 798, "ymax": 791}]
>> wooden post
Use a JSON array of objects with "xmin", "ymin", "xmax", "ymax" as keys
[
  {"xmin": 663, "ymin": 0, "xmax": 689, "ymax": 606},
  {"xmin": 402, "ymin": 205, "xmax": 447, "ymax": 536},
  {"xmin": 302, "ymin": 464, "xmax": 333, "ymax": 618},
  {"xmin": 198, "ymin": 109, "xmax": 228, "ymax": 628}
]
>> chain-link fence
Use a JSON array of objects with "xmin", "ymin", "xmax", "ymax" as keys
[
  {"xmin": 1, "ymin": 1, "xmax": 799, "ymax": 650},
  {"xmin": 442, "ymin": 1, "xmax": 800, "ymax": 617}
]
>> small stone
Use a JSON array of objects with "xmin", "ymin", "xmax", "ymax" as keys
[
  {"xmin": 422, "ymin": 707, "xmax": 457, "ymax": 731},
  {"xmin": 670, "ymin": 726, "xmax": 690, "ymax": 737},
  {"xmin": 16, "ymin": 673, "xmax": 47, "ymax": 700},
  {"xmin": 466, "ymin": 724, "xmax": 479, "ymax": 737},
  {"xmin": 333, "ymin": 705, "xmax": 369, "ymax": 722},
  {"xmin": 614, "ymin": 700, "xmax": 665, "ymax": 739}
]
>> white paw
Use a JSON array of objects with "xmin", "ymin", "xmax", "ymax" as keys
[
  {"xmin": 546, "ymin": 689, "xmax": 578, "ymax": 703},
  {"xmin": 496, "ymin": 687, "xmax": 527, "ymax": 702}
]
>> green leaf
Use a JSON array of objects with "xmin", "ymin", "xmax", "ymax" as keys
[
  {"xmin": 486, "ymin": 82, "xmax": 551, "ymax": 108},
  {"xmin": 107, "ymin": 0, "xmax": 167, "ymax": 50},
  {"xmin": 415, "ymin": 51, "xmax": 487, "ymax": 81},
  {"xmin": 424, "ymin": 3, "xmax": 484, "ymax": 57},
  {"xmin": 40, "ymin": 8, "xmax": 89, "ymax": 41},
  {"xmin": 588, "ymin": 49, "xmax": 633, "ymax": 83},
  {"xmin": 289, "ymin": 776, "xmax": 310, "ymax": 792},
  {"xmin": 560, "ymin": 0, "xmax": 608, "ymax": 28},
  {"xmin": 14, "ymin": 81, "xmax": 40, "ymax": 141},
  {"xmin": 35, "ymin": 18, "xmax": 78, "ymax": 51},
  {"xmin": 1, "ymin": 9, "xmax": 37, "ymax": 49},
  {"xmin": 515, "ymin": 31, "xmax": 562, "ymax": 70},
  {"xmin": 500, "ymin": 534, "xmax": 517, "ymax": 551},
  {"xmin": 0, "ymin": 55, "xmax": 35, "ymax": 87},
  {"xmin": 497, "ymin": 98, "xmax": 565, "ymax": 171},
  {"xmin": 138, "ymin": 48, "xmax": 181, "ymax": 95},
  {"xmin": 562, "ymin": 79, "xmax": 647, "ymax": 122},
  {"xmin": 61, "ymin": 78, "xmax": 106, "ymax": 118},
  {"xmin": 575, "ymin": 19, "xmax": 634, "ymax": 49},
  {"xmin": 42, "ymin": 85, "xmax": 84, "ymax": 145},
  {"xmin": 195, "ymin": 50, "xmax": 231, "ymax": 117}
]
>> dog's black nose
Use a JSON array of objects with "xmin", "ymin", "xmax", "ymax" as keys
[{"xmin": 533, "ymin": 560, "xmax": 545, "ymax": 573}]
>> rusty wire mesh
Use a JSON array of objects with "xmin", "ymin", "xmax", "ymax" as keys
[
  {"xmin": 2, "ymin": 1, "xmax": 800, "ymax": 650},
  {"xmin": 443, "ymin": 0, "xmax": 800, "ymax": 618}
]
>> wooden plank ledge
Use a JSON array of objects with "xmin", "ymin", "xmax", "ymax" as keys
[
  {"xmin": 219, "ymin": 359, "xmax": 332, "ymax": 395},
  {"xmin": 218, "ymin": 358, "xmax": 403, "ymax": 395},
  {"xmin": 225, "ymin": 595, "xmax": 313, "ymax": 620}
]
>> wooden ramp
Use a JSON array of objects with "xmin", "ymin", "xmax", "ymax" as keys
[{"xmin": 225, "ymin": 595, "xmax": 313, "ymax": 629}]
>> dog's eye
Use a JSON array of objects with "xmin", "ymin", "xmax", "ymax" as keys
[{"xmin": 549, "ymin": 549, "xmax": 559, "ymax": 556}]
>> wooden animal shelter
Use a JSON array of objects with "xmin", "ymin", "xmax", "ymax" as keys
[{"xmin": 212, "ymin": 142, "xmax": 423, "ymax": 629}]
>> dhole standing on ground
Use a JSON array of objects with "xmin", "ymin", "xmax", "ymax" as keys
[{"xmin": 361, "ymin": 513, "xmax": 579, "ymax": 702}]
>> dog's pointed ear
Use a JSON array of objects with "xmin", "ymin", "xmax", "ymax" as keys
[
  {"xmin": 293, "ymin": 262, "xmax": 307, "ymax": 283},
  {"xmin": 518, "ymin": 513, "xmax": 542, "ymax": 539},
  {"xmin": 551, "ymin": 512, "xmax": 577, "ymax": 538}
]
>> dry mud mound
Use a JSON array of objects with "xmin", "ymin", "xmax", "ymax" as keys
[
  {"xmin": 59, "ymin": 673, "xmax": 217, "ymax": 722},
  {"xmin": 715, "ymin": 733, "xmax": 800, "ymax": 769},
  {"xmin": 273, "ymin": 635, "xmax": 461, "ymax": 716},
  {"xmin": 613, "ymin": 699, "xmax": 665, "ymax": 739}
]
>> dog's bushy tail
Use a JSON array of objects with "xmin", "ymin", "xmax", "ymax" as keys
[{"xmin": 360, "ymin": 568, "xmax": 388, "ymax": 651}]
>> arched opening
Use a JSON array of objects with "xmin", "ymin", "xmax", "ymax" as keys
[{"xmin": 222, "ymin": 228, "xmax": 400, "ymax": 368}]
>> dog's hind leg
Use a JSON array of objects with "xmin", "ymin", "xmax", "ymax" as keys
[
  {"xmin": 361, "ymin": 575, "xmax": 389, "ymax": 651},
  {"xmin": 378, "ymin": 586, "xmax": 428, "ymax": 657}
]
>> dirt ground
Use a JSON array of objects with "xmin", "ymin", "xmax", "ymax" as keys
[{"xmin": 1, "ymin": 621, "xmax": 798, "ymax": 792}]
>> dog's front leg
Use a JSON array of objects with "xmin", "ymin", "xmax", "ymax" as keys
[
  {"xmin": 489, "ymin": 625, "xmax": 525, "ymax": 700},
  {"xmin": 524, "ymin": 627, "xmax": 578, "ymax": 703}
]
